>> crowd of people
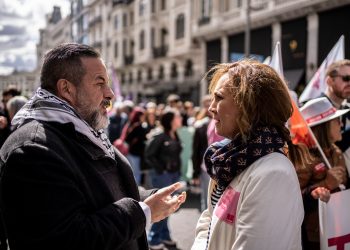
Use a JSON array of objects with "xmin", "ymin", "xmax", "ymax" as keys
[{"xmin": 0, "ymin": 42, "xmax": 349, "ymax": 250}]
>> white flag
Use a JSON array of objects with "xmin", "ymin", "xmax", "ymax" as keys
[
  {"xmin": 269, "ymin": 42, "xmax": 284, "ymax": 77},
  {"xmin": 319, "ymin": 189, "xmax": 350, "ymax": 250},
  {"xmin": 299, "ymin": 35, "xmax": 345, "ymax": 103}
]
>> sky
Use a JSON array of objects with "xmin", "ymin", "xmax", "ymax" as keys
[{"xmin": 0, "ymin": 0, "xmax": 70, "ymax": 75}]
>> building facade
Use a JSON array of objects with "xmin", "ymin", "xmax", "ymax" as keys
[{"xmin": 2, "ymin": 0, "xmax": 350, "ymax": 104}]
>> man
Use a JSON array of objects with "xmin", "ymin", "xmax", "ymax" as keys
[
  {"xmin": 323, "ymin": 59, "xmax": 350, "ymax": 185},
  {"xmin": 0, "ymin": 43, "xmax": 186, "ymax": 250}
]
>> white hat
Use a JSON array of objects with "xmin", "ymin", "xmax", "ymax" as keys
[{"xmin": 300, "ymin": 97, "xmax": 349, "ymax": 127}]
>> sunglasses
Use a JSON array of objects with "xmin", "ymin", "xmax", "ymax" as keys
[{"xmin": 332, "ymin": 74, "xmax": 350, "ymax": 82}]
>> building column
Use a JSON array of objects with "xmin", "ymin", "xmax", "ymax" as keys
[
  {"xmin": 221, "ymin": 34, "xmax": 229, "ymax": 63},
  {"xmin": 271, "ymin": 21, "xmax": 281, "ymax": 53},
  {"xmin": 306, "ymin": 13, "xmax": 318, "ymax": 81}
]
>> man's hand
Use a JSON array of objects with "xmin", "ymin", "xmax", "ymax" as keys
[{"xmin": 144, "ymin": 182, "xmax": 186, "ymax": 223}]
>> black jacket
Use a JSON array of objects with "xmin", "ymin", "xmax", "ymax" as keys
[
  {"xmin": 0, "ymin": 120, "xmax": 155, "ymax": 250},
  {"xmin": 144, "ymin": 131, "xmax": 182, "ymax": 174}
]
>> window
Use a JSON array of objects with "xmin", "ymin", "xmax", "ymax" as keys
[
  {"xmin": 175, "ymin": 14, "xmax": 185, "ymax": 39},
  {"xmin": 170, "ymin": 63, "xmax": 177, "ymax": 79},
  {"xmin": 130, "ymin": 11, "xmax": 134, "ymax": 25},
  {"xmin": 140, "ymin": 30, "xmax": 145, "ymax": 50},
  {"xmin": 123, "ymin": 13, "xmax": 127, "ymax": 27},
  {"xmin": 129, "ymin": 72, "xmax": 133, "ymax": 84},
  {"xmin": 139, "ymin": 1, "xmax": 145, "ymax": 16},
  {"xmin": 184, "ymin": 60, "xmax": 193, "ymax": 77},
  {"xmin": 114, "ymin": 42, "xmax": 118, "ymax": 58},
  {"xmin": 147, "ymin": 68, "xmax": 153, "ymax": 80},
  {"xmin": 137, "ymin": 70, "xmax": 142, "ymax": 81},
  {"xmin": 114, "ymin": 15, "xmax": 118, "ymax": 30},
  {"xmin": 151, "ymin": 28, "xmax": 155, "ymax": 47},
  {"xmin": 151, "ymin": 0, "xmax": 156, "ymax": 13},
  {"xmin": 161, "ymin": 0, "xmax": 166, "ymax": 10},
  {"xmin": 201, "ymin": 0, "xmax": 212, "ymax": 17},
  {"xmin": 123, "ymin": 39, "xmax": 127, "ymax": 55},
  {"xmin": 158, "ymin": 65, "xmax": 164, "ymax": 79}
]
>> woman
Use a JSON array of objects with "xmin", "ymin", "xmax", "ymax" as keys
[
  {"xmin": 145, "ymin": 108, "xmax": 183, "ymax": 250},
  {"xmin": 192, "ymin": 60, "xmax": 311, "ymax": 250},
  {"xmin": 123, "ymin": 107, "xmax": 148, "ymax": 185},
  {"xmin": 298, "ymin": 97, "xmax": 349, "ymax": 250}
]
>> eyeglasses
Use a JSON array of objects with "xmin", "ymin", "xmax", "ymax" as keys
[{"xmin": 332, "ymin": 74, "xmax": 350, "ymax": 82}]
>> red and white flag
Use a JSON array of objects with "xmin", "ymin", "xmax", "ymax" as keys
[{"xmin": 299, "ymin": 35, "xmax": 344, "ymax": 103}]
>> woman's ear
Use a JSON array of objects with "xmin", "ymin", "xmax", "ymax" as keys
[{"xmin": 57, "ymin": 79, "xmax": 76, "ymax": 105}]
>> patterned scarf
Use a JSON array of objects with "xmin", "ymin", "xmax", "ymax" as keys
[
  {"xmin": 12, "ymin": 88, "xmax": 115, "ymax": 159},
  {"xmin": 204, "ymin": 126, "xmax": 286, "ymax": 188}
]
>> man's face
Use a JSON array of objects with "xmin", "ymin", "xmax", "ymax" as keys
[
  {"xmin": 73, "ymin": 57, "xmax": 114, "ymax": 130},
  {"xmin": 328, "ymin": 65, "xmax": 350, "ymax": 99}
]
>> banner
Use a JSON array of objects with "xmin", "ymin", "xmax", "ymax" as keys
[
  {"xmin": 319, "ymin": 189, "xmax": 350, "ymax": 250},
  {"xmin": 299, "ymin": 35, "xmax": 344, "ymax": 103}
]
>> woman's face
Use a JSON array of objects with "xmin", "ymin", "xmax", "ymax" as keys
[
  {"xmin": 329, "ymin": 117, "xmax": 343, "ymax": 143},
  {"xmin": 208, "ymin": 73, "xmax": 240, "ymax": 139},
  {"xmin": 171, "ymin": 113, "xmax": 183, "ymax": 131}
]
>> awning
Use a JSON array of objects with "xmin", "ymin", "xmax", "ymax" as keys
[{"xmin": 284, "ymin": 69, "xmax": 304, "ymax": 90}]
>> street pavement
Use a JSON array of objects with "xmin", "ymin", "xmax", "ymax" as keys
[{"xmin": 167, "ymin": 190, "xmax": 202, "ymax": 250}]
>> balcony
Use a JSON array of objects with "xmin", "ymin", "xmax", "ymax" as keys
[
  {"xmin": 124, "ymin": 55, "xmax": 134, "ymax": 65},
  {"xmin": 112, "ymin": 0, "xmax": 134, "ymax": 7},
  {"xmin": 89, "ymin": 16, "xmax": 102, "ymax": 28},
  {"xmin": 152, "ymin": 45, "xmax": 168, "ymax": 58},
  {"xmin": 198, "ymin": 16, "xmax": 210, "ymax": 26}
]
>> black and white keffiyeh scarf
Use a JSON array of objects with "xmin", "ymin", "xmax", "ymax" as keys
[
  {"xmin": 12, "ymin": 88, "xmax": 115, "ymax": 159},
  {"xmin": 204, "ymin": 126, "xmax": 286, "ymax": 189}
]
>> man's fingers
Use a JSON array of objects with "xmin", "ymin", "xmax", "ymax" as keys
[{"xmin": 156, "ymin": 182, "xmax": 183, "ymax": 197}]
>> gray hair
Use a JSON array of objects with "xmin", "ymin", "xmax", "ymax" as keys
[{"xmin": 7, "ymin": 96, "xmax": 28, "ymax": 120}]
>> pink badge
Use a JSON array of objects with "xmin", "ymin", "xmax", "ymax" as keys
[
  {"xmin": 215, "ymin": 186, "xmax": 240, "ymax": 224},
  {"xmin": 314, "ymin": 162, "xmax": 326, "ymax": 173}
]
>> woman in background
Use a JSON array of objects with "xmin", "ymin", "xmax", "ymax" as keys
[
  {"xmin": 145, "ymin": 108, "xmax": 183, "ymax": 250},
  {"xmin": 299, "ymin": 97, "xmax": 349, "ymax": 250}
]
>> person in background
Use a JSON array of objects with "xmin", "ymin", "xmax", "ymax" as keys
[
  {"xmin": 298, "ymin": 97, "xmax": 348, "ymax": 250},
  {"xmin": 107, "ymin": 102, "xmax": 128, "ymax": 143},
  {"xmin": 322, "ymin": 59, "xmax": 350, "ymax": 178},
  {"xmin": 0, "ymin": 43, "xmax": 186, "ymax": 250},
  {"xmin": 191, "ymin": 95, "xmax": 215, "ymax": 211},
  {"xmin": 192, "ymin": 60, "xmax": 310, "ymax": 250},
  {"xmin": 145, "ymin": 108, "xmax": 183, "ymax": 250},
  {"xmin": 0, "ymin": 85, "xmax": 21, "ymax": 147},
  {"xmin": 123, "ymin": 107, "xmax": 148, "ymax": 186},
  {"xmin": 6, "ymin": 95, "xmax": 28, "ymax": 122}
]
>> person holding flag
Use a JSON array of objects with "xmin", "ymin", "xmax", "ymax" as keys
[{"xmin": 297, "ymin": 97, "xmax": 349, "ymax": 250}]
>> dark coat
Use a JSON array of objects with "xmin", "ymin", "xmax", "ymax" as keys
[
  {"xmin": 0, "ymin": 120, "xmax": 155, "ymax": 250},
  {"xmin": 144, "ymin": 131, "xmax": 182, "ymax": 174}
]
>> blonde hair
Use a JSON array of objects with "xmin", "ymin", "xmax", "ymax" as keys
[{"xmin": 207, "ymin": 59, "xmax": 311, "ymax": 167}]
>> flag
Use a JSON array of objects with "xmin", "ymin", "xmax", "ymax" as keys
[
  {"xmin": 109, "ymin": 65, "xmax": 122, "ymax": 102},
  {"xmin": 269, "ymin": 42, "xmax": 316, "ymax": 147},
  {"xmin": 299, "ymin": 35, "xmax": 345, "ymax": 103},
  {"xmin": 319, "ymin": 189, "xmax": 350, "ymax": 250},
  {"xmin": 269, "ymin": 42, "xmax": 283, "ymax": 76}
]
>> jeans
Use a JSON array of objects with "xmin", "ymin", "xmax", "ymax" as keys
[
  {"xmin": 148, "ymin": 170, "xmax": 180, "ymax": 245},
  {"xmin": 126, "ymin": 154, "xmax": 141, "ymax": 185}
]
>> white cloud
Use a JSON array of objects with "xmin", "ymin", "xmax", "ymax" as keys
[{"xmin": 0, "ymin": 0, "xmax": 70, "ymax": 75}]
